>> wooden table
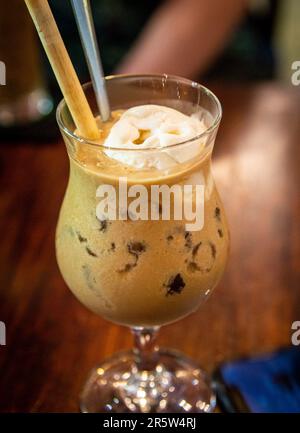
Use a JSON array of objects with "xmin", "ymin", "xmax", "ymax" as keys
[{"xmin": 0, "ymin": 83, "xmax": 299, "ymax": 412}]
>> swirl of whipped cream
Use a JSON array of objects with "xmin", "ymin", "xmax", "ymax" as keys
[{"xmin": 103, "ymin": 105, "xmax": 207, "ymax": 170}]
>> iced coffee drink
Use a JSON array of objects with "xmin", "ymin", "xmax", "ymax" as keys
[
  {"xmin": 56, "ymin": 105, "xmax": 228, "ymax": 327},
  {"xmin": 56, "ymin": 75, "xmax": 229, "ymax": 413}
]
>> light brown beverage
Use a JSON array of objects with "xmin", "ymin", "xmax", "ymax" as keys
[{"xmin": 56, "ymin": 110, "xmax": 229, "ymax": 327}]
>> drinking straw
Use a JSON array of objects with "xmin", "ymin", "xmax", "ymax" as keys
[
  {"xmin": 71, "ymin": 0, "xmax": 111, "ymax": 122},
  {"xmin": 24, "ymin": 0, "xmax": 100, "ymax": 140}
]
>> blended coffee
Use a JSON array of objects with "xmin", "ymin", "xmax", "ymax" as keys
[{"xmin": 56, "ymin": 104, "xmax": 229, "ymax": 326}]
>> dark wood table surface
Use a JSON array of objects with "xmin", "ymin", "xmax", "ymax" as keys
[{"xmin": 0, "ymin": 83, "xmax": 299, "ymax": 412}]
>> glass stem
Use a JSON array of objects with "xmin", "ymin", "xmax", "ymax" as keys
[{"xmin": 131, "ymin": 327, "xmax": 160, "ymax": 371}]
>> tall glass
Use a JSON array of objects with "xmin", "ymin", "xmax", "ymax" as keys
[{"xmin": 56, "ymin": 75, "xmax": 229, "ymax": 413}]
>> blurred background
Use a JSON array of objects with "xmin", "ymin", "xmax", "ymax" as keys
[{"xmin": 0, "ymin": 0, "xmax": 299, "ymax": 141}]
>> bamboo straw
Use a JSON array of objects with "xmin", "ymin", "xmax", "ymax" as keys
[{"xmin": 24, "ymin": 0, "xmax": 100, "ymax": 140}]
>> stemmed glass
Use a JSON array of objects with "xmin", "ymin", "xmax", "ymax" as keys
[{"xmin": 56, "ymin": 75, "xmax": 229, "ymax": 413}]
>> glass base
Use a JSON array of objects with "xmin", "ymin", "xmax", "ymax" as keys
[{"xmin": 80, "ymin": 349, "xmax": 216, "ymax": 413}]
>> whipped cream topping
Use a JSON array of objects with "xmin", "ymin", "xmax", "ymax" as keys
[{"xmin": 103, "ymin": 105, "xmax": 208, "ymax": 170}]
